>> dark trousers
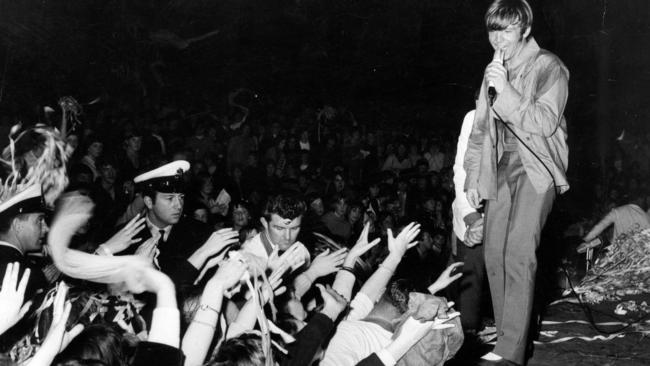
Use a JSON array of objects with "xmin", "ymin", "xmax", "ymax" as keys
[
  {"xmin": 455, "ymin": 237, "xmax": 485, "ymax": 332},
  {"xmin": 484, "ymin": 151, "xmax": 554, "ymax": 365}
]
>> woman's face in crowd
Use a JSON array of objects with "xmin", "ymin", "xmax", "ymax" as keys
[
  {"xmin": 87, "ymin": 142, "xmax": 103, "ymax": 158},
  {"xmin": 348, "ymin": 206, "xmax": 362, "ymax": 223},
  {"xmin": 232, "ymin": 205, "xmax": 250, "ymax": 227},
  {"xmin": 333, "ymin": 175, "xmax": 345, "ymax": 192},
  {"xmin": 201, "ymin": 178, "xmax": 214, "ymax": 195}
]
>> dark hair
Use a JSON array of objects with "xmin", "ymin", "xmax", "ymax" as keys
[
  {"xmin": 263, "ymin": 194, "xmax": 306, "ymax": 221},
  {"xmin": 83, "ymin": 135, "xmax": 103, "ymax": 154},
  {"xmin": 384, "ymin": 278, "xmax": 416, "ymax": 314},
  {"xmin": 54, "ymin": 324, "xmax": 134, "ymax": 366},
  {"xmin": 208, "ymin": 333, "xmax": 266, "ymax": 366},
  {"xmin": 0, "ymin": 214, "xmax": 16, "ymax": 233},
  {"xmin": 485, "ymin": 0, "xmax": 533, "ymax": 33}
]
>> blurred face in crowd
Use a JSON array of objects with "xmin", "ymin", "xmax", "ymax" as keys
[
  {"xmin": 200, "ymin": 178, "xmax": 214, "ymax": 196},
  {"xmin": 193, "ymin": 208, "xmax": 209, "ymax": 224},
  {"xmin": 100, "ymin": 164, "xmax": 117, "ymax": 185},
  {"xmin": 431, "ymin": 233, "xmax": 445, "ymax": 253},
  {"xmin": 263, "ymin": 214, "xmax": 301, "ymax": 251},
  {"xmin": 232, "ymin": 204, "xmax": 251, "ymax": 228},
  {"xmin": 67, "ymin": 134, "xmax": 79, "ymax": 152},
  {"xmin": 334, "ymin": 198, "xmax": 348, "ymax": 216},
  {"xmin": 146, "ymin": 192, "xmax": 185, "ymax": 227},
  {"xmin": 380, "ymin": 215, "xmax": 394, "ymax": 235},
  {"xmin": 397, "ymin": 144, "xmax": 407, "ymax": 157},
  {"xmin": 423, "ymin": 198, "xmax": 435, "ymax": 213},
  {"xmin": 266, "ymin": 162, "xmax": 276, "ymax": 176},
  {"xmin": 310, "ymin": 198, "xmax": 325, "ymax": 217},
  {"xmin": 369, "ymin": 184, "xmax": 379, "ymax": 198},
  {"xmin": 333, "ymin": 174, "xmax": 345, "ymax": 192},
  {"xmin": 348, "ymin": 206, "xmax": 362, "ymax": 224},
  {"xmin": 15, "ymin": 213, "xmax": 48, "ymax": 253},
  {"xmin": 418, "ymin": 232, "xmax": 434, "ymax": 252},
  {"xmin": 87, "ymin": 142, "xmax": 103, "ymax": 159},
  {"xmin": 125, "ymin": 136, "xmax": 141, "ymax": 152}
]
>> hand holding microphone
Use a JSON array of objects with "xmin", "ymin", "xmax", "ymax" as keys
[{"xmin": 486, "ymin": 49, "xmax": 506, "ymax": 106}]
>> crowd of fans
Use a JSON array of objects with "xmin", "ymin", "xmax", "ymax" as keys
[{"xmin": 0, "ymin": 100, "xmax": 470, "ymax": 366}]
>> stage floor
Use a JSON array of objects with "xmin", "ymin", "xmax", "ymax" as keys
[{"xmin": 447, "ymin": 294, "xmax": 650, "ymax": 366}]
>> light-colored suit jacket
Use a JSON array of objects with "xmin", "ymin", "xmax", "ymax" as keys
[{"xmin": 464, "ymin": 38, "xmax": 570, "ymax": 200}]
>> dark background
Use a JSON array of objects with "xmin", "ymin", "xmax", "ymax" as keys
[{"xmin": 0, "ymin": 0, "xmax": 647, "ymax": 165}]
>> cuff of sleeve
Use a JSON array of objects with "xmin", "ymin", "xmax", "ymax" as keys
[
  {"xmin": 493, "ymin": 84, "xmax": 521, "ymax": 121},
  {"xmin": 148, "ymin": 307, "xmax": 180, "ymax": 348},
  {"xmin": 376, "ymin": 349, "xmax": 397, "ymax": 366}
]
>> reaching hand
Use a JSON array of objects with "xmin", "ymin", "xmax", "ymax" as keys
[
  {"xmin": 193, "ymin": 249, "xmax": 230, "ymax": 285},
  {"xmin": 387, "ymin": 222, "xmax": 421, "ymax": 258},
  {"xmin": 209, "ymin": 257, "xmax": 249, "ymax": 292},
  {"xmin": 101, "ymin": 213, "xmax": 146, "ymax": 253},
  {"xmin": 316, "ymin": 284, "xmax": 348, "ymax": 321},
  {"xmin": 200, "ymin": 229, "xmax": 240, "ymax": 256},
  {"xmin": 428, "ymin": 262, "xmax": 463, "ymax": 295},
  {"xmin": 271, "ymin": 243, "xmax": 309, "ymax": 272},
  {"xmin": 134, "ymin": 237, "xmax": 158, "ymax": 262},
  {"xmin": 466, "ymin": 189, "xmax": 482, "ymax": 209},
  {"xmin": 308, "ymin": 248, "xmax": 348, "ymax": 278},
  {"xmin": 345, "ymin": 222, "xmax": 381, "ymax": 266},
  {"xmin": 42, "ymin": 282, "xmax": 85, "ymax": 354},
  {"xmin": 0, "ymin": 263, "xmax": 32, "ymax": 335}
]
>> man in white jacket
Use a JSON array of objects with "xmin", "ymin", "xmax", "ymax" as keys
[{"xmin": 452, "ymin": 109, "xmax": 485, "ymax": 335}]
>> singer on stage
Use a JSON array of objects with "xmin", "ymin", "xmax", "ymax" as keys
[{"xmin": 463, "ymin": 0, "xmax": 570, "ymax": 365}]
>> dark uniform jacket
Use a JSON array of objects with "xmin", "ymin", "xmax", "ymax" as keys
[
  {"xmin": 116, "ymin": 216, "xmax": 212, "ymax": 292},
  {"xmin": 0, "ymin": 244, "xmax": 49, "ymax": 352}
]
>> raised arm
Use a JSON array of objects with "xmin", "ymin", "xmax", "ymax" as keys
[
  {"xmin": 293, "ymin": 248, "xmax": 348, "ymax": 299},
  {"xmin": 582, "ymin": 209, "xmax": 616, "ymax": 243},
  {"xmin": 332, "ymin": 223, "xmax": 380, "ymax": 301},
  {"xmin": 359, "ymin": 223, "xmax": 420, "ymax": 303},
  {"xmin": 182, "ymin": 258, "xmax": 248, "ymax": 366}
]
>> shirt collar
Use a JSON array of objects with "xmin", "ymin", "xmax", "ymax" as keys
[
  {"xmin": 0, "ymin": 240, "xmax": 23, "ymax": 255},
  {"xmin": 506, "ymin": 37, "xmax": 540, "ymax": 72},
  {"xmin": 260, "ymin": 231, "xmax": 277, "ymax": 256},
  {"xmin": 146, "ymin": 216, "xmax": 172, "ymax": 241}
]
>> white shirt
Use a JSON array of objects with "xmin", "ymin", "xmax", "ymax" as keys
[
  {"xmin": 321, "ymin": 292, "xmax": 391, "ymax": 366},
  {"xmin": 452, "ymin": 110, "xmax": 480, "ymax": 241},
  {"xmin": 146, "ymin": 216, "xmax": 172, "ymax": 242}
]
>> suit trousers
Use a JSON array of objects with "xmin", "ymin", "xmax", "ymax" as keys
[
  {"xmin": 455, "ymin": 237, "xmax": 485, "ymax": 332},
  {"xmin": 484, "ymin": 151, "xmax": 554, "ymax": 365}
]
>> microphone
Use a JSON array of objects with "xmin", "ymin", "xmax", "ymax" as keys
[{"xmin": 488, "ymin": 49, "xmax": 503, "ymax": 106}]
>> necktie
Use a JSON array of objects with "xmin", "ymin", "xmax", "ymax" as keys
[{"xmin": 153, "ymin": 229, "xmax": 165, "ymax": 269}]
